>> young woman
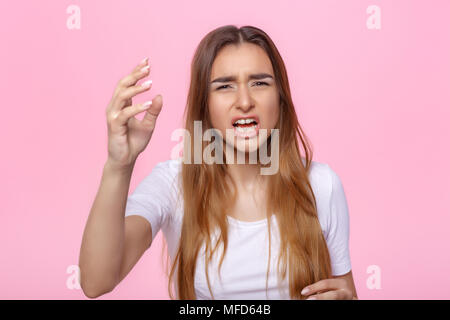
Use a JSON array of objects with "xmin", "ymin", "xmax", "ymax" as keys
[{"xmin": 79, "ymin": 25, "xmax": 358, "ymax": 300}]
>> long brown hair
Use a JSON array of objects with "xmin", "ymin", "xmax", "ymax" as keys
[{"xmin": 166, "ymin": 25, "xmax": 332, "ymax": 300}]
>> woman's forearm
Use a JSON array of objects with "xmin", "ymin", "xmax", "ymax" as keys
[{"xmin": 78, "ymin": 160, "xmax": 135, "ymax": 298}]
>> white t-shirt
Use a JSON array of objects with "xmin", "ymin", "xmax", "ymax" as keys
[{"xmin": 124, "ymin": 158, "xmax": 352, "ymax": 299}]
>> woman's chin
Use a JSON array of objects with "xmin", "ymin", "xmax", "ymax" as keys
[
  {"xmin": 235, "ymin": 138, "xmax": 258, "ymax": 153},
  {"xmin": 222, "ymin": 129, "xmax": 272, "ymax": 160},
  {"xmin": 225, "ymin": 136, "xmax": 260, "ymax": 157}
]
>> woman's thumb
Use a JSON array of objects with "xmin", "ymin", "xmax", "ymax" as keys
[{"xmin": 141, "ymin": 94, "xmax": 163, "ymax": 129}]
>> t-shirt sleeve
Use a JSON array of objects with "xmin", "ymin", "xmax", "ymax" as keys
[
  {"xmin": 124, "ymin": 161, "xmax": 176, "ymax": 243},
  {"xmin": 325, "ymin": 164, "xmax": 352, "ymax": 276}
]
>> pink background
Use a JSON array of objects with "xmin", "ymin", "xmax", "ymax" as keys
[{"xmin": 1, "ymin": 0, "xmax": 449, "ymax": 299}]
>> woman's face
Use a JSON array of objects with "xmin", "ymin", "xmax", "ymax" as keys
[{"xmin": 208, "ymin": 43, "xmax": 280, "ymax": 156}]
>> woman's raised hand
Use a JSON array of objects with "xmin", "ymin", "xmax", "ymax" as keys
[{"xmin": 105, "ymin": 58, "xmax": 163, "ymax": 170}]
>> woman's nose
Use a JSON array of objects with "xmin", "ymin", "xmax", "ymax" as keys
[{"xmin": 235, "ymin": 86, "xmax": 254, "ymax": 111}]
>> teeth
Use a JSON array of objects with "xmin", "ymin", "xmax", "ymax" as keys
[
  {"xmin": 235, "ymin": 124, "xmax": 257, "ymax": 132},
  {"xmin": 234, "ymin": 118, "xmax": 256, "ymax": 125}
]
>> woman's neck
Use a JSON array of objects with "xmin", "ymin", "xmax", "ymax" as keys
[{"xmin": 226, "ymin": 162, "xmax": 264, "ymax": 191}]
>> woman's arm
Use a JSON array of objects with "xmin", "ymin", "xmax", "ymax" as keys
[
  {"xmin": 79, "ymin": 58, "xmax": 163, "ymax": 298},
  {"xmin": 334, "ymin": 270, "xmax": 358, "ymax": 299},
  {"xmin": 79, "ymin": 161, "xmax": 152, "ymax": 298}
]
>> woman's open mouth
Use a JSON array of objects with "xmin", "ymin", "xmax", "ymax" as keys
[{"xmin": 231, "ymin": 116, "xmax": 260, "ymax": 139}]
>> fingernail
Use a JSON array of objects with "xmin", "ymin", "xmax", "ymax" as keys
[
  {"xmin": 141, "ymin": 80, "xmax": 152, "ymax": 88},
  {"xmin": 306, "ymin": 296, "xmax": 316, "ymax": 300},
  {"xmin": 141, "ymin": 101, "xmax": 152, "ymax": 109},
  {"xmin": 140, "ymin": 65, "xmax": 150, "ymax": 73},
  {"xmin": 140, "ymin": 57, "xmax": 149, "ymax": 65},
  {"xmin": 301, "ymin": 287, "xmax": 310, "ymax": 295}
]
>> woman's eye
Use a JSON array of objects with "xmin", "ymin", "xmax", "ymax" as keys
[
  {"xmin": 254, "ymin": 81, "xmax": 268, "ymax": 86},
  {"xmin": 216, "ymin": 82, "xmax": 268, "ymax": 90}
]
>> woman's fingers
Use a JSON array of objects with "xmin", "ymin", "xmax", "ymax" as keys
[
  {"xmin": 301, "ymin": 279, "xmax": 344, "ymax": 297},
  {"xmin": 301, "ymin": 278, "xmax": 352, "ymax": 300},
  {"xmin": 111, "ymin": 79, "xmax": 153, "ymax": 110},
  {"xmin": 117, "ymin": 57, "xmax": 150, "ymax": 89},
  {"xmin": 113, "ymin": 101, "xmax": 154, "ymax": 126},
  {"xmin": 306, "ymin": 289, "xmax": 350, "ymax": 300},
  {"xmin": 108, "ymin": 58, "xmax": 152, "ymax": 112}
]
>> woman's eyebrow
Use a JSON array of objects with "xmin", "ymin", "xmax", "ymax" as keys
[{"xmin": 210, "ymin": 73, "xmax": 274, "ymax": 84}]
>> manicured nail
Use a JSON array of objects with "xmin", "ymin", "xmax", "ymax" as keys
[
  {"xmin": 301, "ymin": 287, "xmax": 310, "ymax": 295},
  {"xmin": 140, "ymin": 57, "xmax": 149, "ymax": 65},
  {"xmin": 140, "ymin": 65, "xmax": 150, "ymax": 73},
  {"xmin": 141, "ymin": 101, "xmax": 152, "ymax": 109},
  {"xmin": 306, "ymin": 296, "xmax": 316, "ymax": 300},
  {"xmin": 141, "ymin": 80, "xmax": 152, "ymax": 88}
]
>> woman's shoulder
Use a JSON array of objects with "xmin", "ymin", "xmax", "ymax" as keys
[
  {"xmin": 307, "ymin": 159, "xmax": 339, "ymax": 210},
  {"xmin": 149, "ymin": 158, "xmax": 183, "ymax": 196},
  {"xmin": 308, "ymin": 159, "xmax": 334, "ymax": 195},
  {"xmin": 152, "ymin": 157, "xmax": 340, "ymax": 197},
  {"xmin": 154, "ymin": 158, "xmax": 338, "ymax": 188},
  {"xmin": 152, "ymin": 157, "xmax": 183, "ymax": 177},
  {"xmin": 307, "ymin": 159, "xmax": 347, "ymax": 235}
]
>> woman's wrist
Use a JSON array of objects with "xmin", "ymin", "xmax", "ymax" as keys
[{"xmin": 104, "ymin": 158, "xmax": 135, "ymax": 176}]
